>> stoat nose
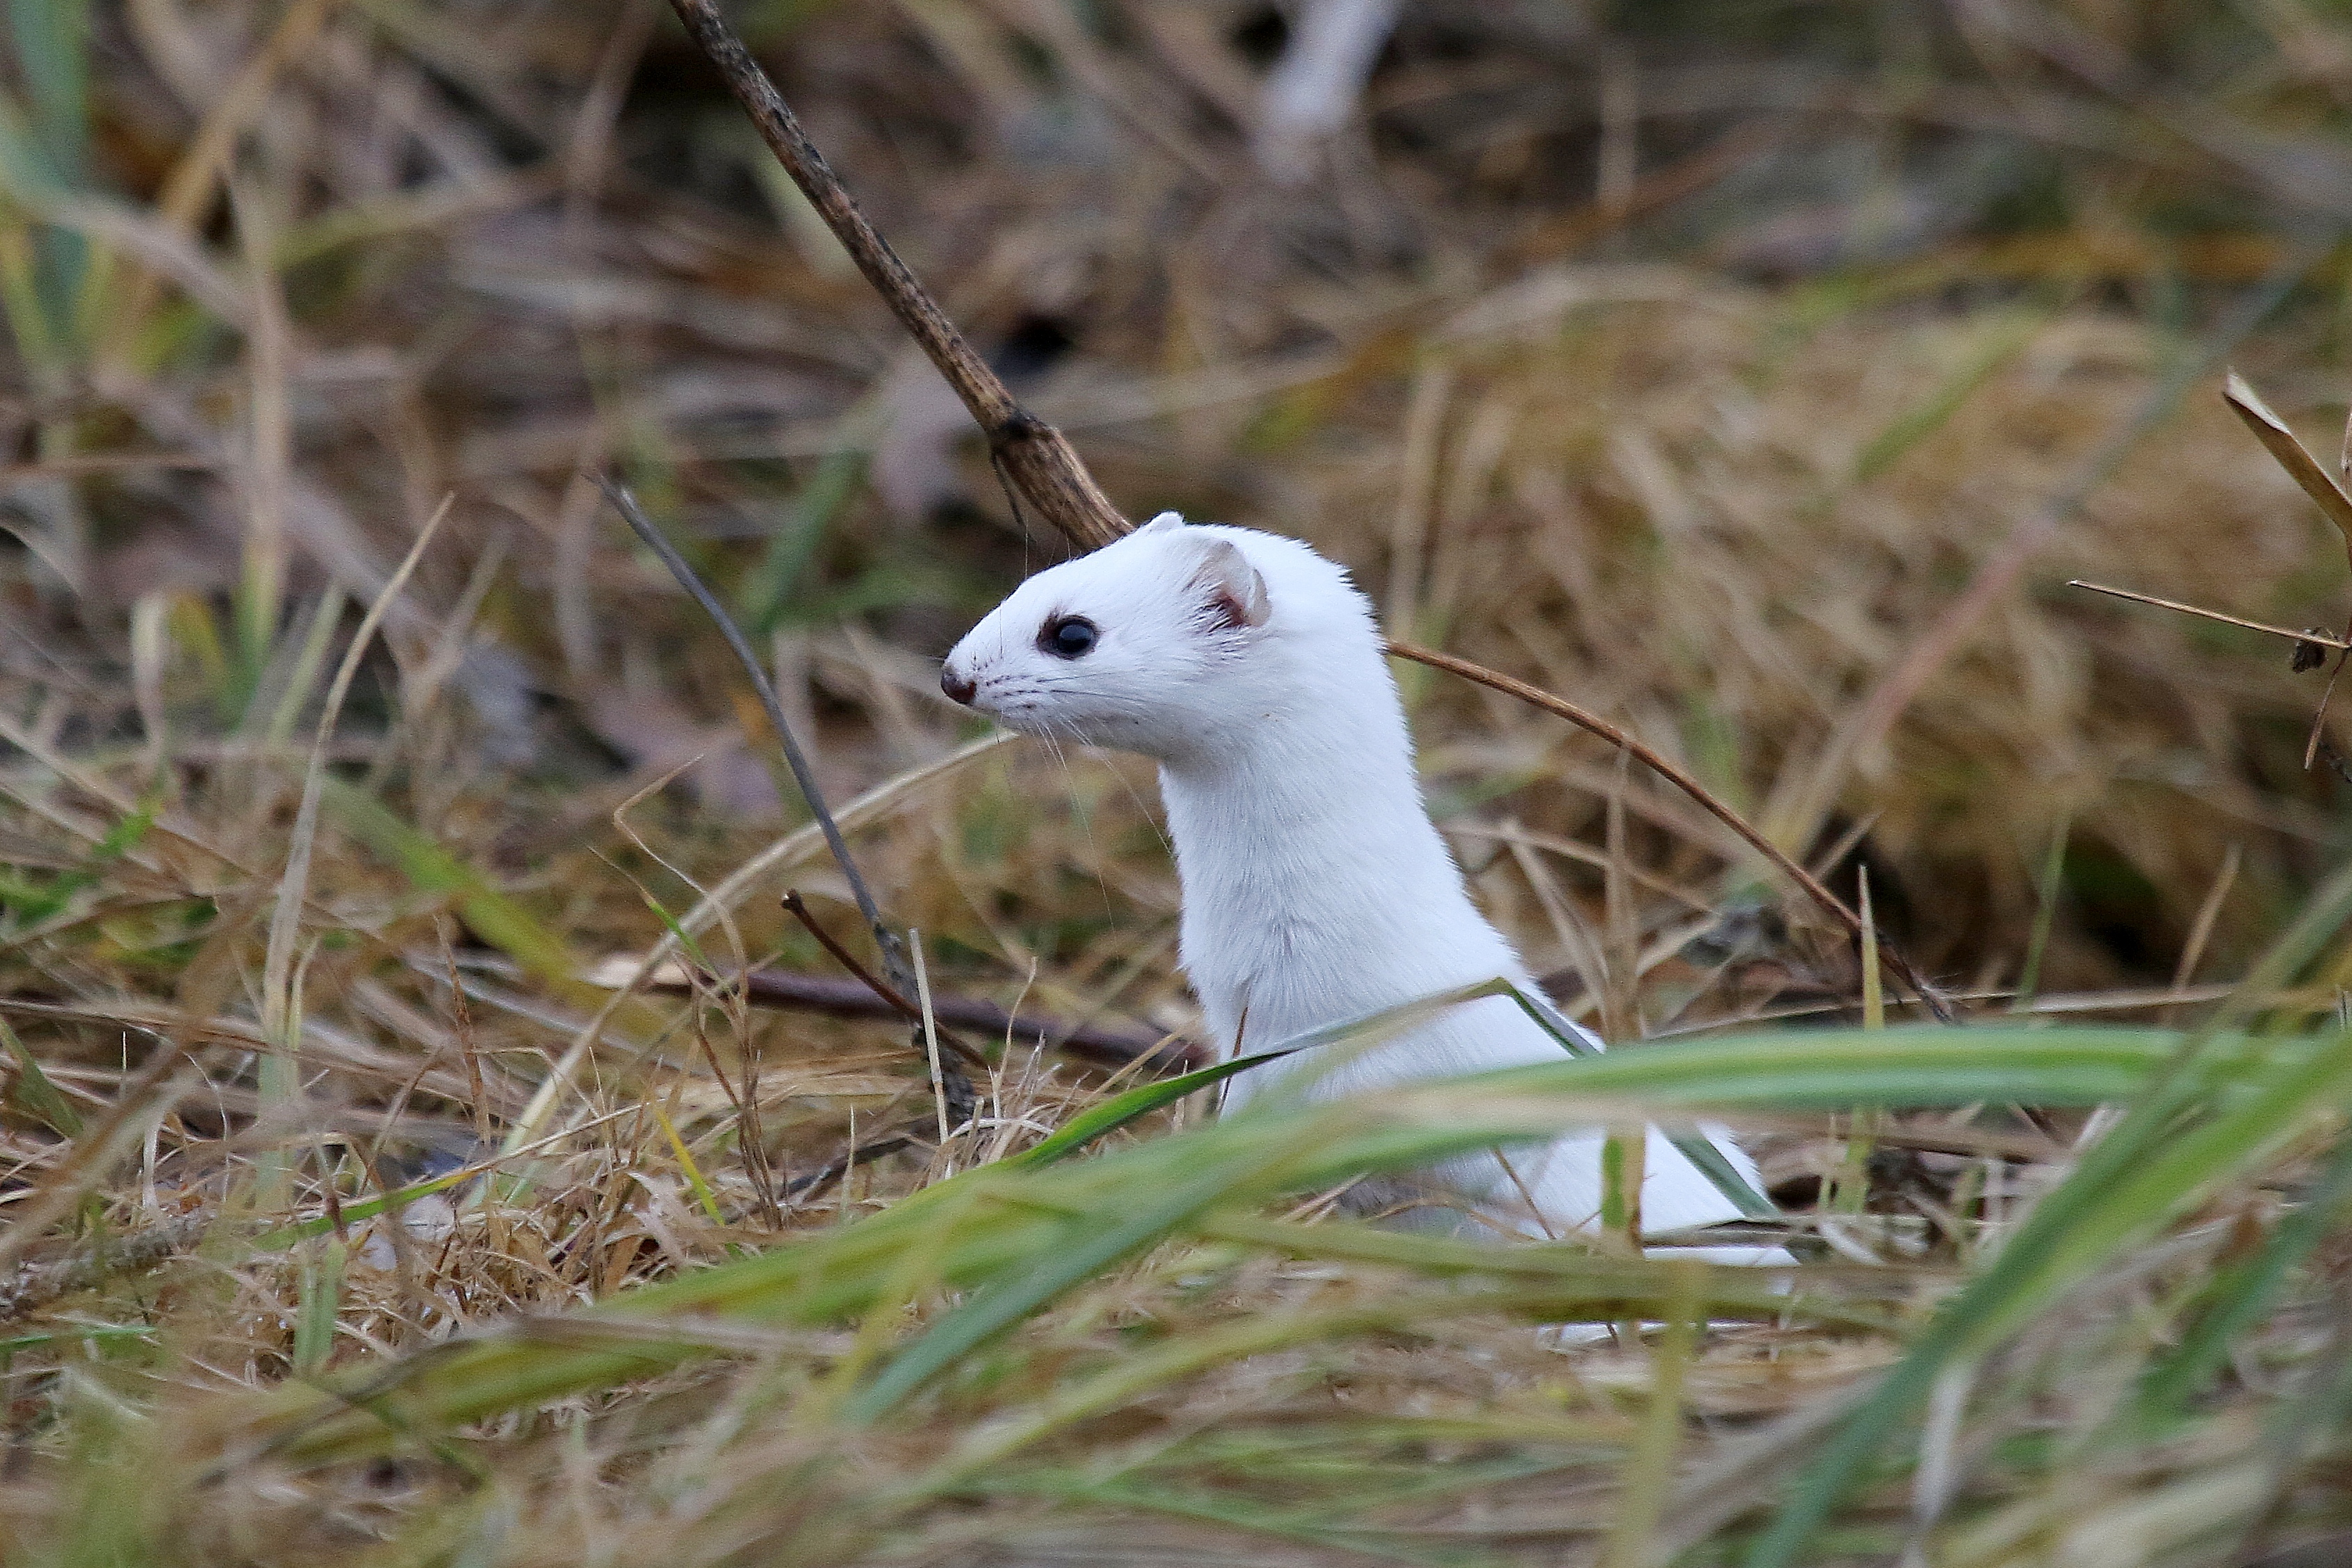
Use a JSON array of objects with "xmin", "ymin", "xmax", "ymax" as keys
[{"xmin": 940, "ymin": 666, "xmax": 977, "ymax": 706}]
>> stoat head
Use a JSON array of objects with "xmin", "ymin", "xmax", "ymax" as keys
[{"xmin": 941, "ymin": 513, "xmax": 1371, "ymax": 763}]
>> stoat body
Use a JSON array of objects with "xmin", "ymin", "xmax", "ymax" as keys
[{"xmin": 941, "ymin": 514, "xmax": 1767, "ymax": 1244}]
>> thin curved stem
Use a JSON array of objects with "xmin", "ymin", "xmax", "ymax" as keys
[
  {"xmin": 597, "ymin": 477, "xmax": 915, "ymax": 995},
  {"xmin": 1385, "ymin": 639, "xmax": 1954, "ymax": 1024}
]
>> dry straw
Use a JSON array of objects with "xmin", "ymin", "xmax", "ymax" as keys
[{"xmin": 3, "ymin": 3, "xmax": 2352, "ymax": 1565}]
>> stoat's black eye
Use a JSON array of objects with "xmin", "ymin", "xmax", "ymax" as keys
[{"xmin": 1039, "ymin": 615, "xmax": 1099, "ymax": 660}]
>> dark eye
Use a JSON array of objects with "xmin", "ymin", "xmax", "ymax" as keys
[{"xmin": 1039, "ymin": 616, "xmax": 1099, "ymax": 660}]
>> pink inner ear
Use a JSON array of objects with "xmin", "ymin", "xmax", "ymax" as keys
[
  {"xmin": 1210, "ymin": 567, "xmax": 1271, "ymax": 630},
  {"xmin": 1186, "ymin": 538, "xmax": 1272, "ymax": 630}
]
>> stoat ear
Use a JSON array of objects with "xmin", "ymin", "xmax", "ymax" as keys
[
  {"xmin": 1136, "ymin": 510, "xmax": 1184, "ymax": 534},
  {"xmin": 1187, "ymin": 538, "xmax": 1271, "ymax": 630}
]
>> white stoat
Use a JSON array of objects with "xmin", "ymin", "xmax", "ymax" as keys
[{"xmin": 940, "ymin": 512, "xmax": 1771, "ymax": 1248}]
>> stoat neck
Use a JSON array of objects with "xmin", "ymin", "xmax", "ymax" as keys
[
  {"xmin": 1154, "ymin": 661, "xmax": 1504, "ymax": 1047},
  {"xmin": 1158, "ymin": 722, "xmax": 1446, "ymax": 881}
]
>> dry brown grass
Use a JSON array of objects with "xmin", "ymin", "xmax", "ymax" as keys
[{"xmin": 6, "ymin": 2, "xmax": 2352, "ymax": 1564}]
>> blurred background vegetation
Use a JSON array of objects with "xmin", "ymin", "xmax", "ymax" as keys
[{"xmin": 6, "ymin": 1, "xmax": 2352, "ymax": 1563}]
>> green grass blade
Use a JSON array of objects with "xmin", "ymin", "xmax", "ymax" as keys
[
  {"xmin": 841, "ymin": 1144, "xmax": 1308, "ymax": 1423},
  {"xmin": 0, "ymin": 1323, "xmax": 154, "ymax": 1355},
  {"xmin": 967, "ymin": 1473, "xmax": 1479, "ymax": 1566},
  {"xmin": 1013, "ymin": 977, "xmax": 1514, "ymax": 1168},
  {"xmin": 293, "ymin": 1239, "xmax": 346, "ymax": 1376},
  {"xmin": 1, "ymin": 1011, "xmax": 81, "ymax": 1136},
  {"xmin": 653, "ymin": 1102, "xmax": 727, "ymax": 1227},
  {"xmin": 1, "ymin": 794, "xmax": 158, "ymax": 928},
  {"xmin": 1745, "ymin": 1024, "xmax": 2352, "ymax": 1568},
  {"xmin": 322, "ymin": 779, "xmax": 581, "ymax": 986},
  {"xmin": 1464, "ymin": 1023, "xmax": 2276, "ymax": 1113},
  {"xmin": 2132, "ymin": 1128, "xmax": 2352, "ymax": 1420},
  {"xmin": 1024, "ymin": 974, "xmax": 1774, "ymax": 1218},
  {"xmin": 737, "ymin": 445, "xmax": 865, "ymax": 636},
  {"xmin": 1851, "ymin": 307, "xmax": 2048, "ymax": 484},
  {"xmin": 1007, "ymin": 1051, "xmax": 1263, "ymax": 1167},
  {"xmin": 6, "ymin": 0, "xmax": 87, "ymax": 185},
  {"xmin": 2013, "ymin": 821, "xmax": 2070, "ymax": 1012},
  {"xmin": 1496, "ymin": 981, "xmax": 1776, "ymax": 1217},
  {"xmin": 908, "ymin": 1266, "xmax": 1826, "ymax": 1502},
  {"xmin": 0, "ymin": 209, "xmax": 58, "ymax": 382}
]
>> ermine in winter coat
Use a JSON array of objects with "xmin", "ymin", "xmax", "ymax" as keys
[{"xmin": 941, "ymin": 513, "xmax": 1772, "ymax": 1250}]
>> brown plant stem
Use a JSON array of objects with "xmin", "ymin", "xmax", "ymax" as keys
[
  {"xmin": 785, "ymin": 1129, "xmax": 918, "ymax": 1202},
  {"xmin": 0, "ymin": 1043, "xmax": 215, "ymax": 1280},
  {"xmin": 0, "ymin": 1211, "xmax": 218, "ymax": 1324},
  {"xmin": 779, "ymin": 890, "xmax": 989, "ymax": 1078},
  {"xmin": 664, "ymin": 0, "xmax": 1128, "ymax": 550},
  {"xmin": 1384, "ymin": 639, "xmax": 1955, "ymax": 1023},
  {"xmin": 599, "ymin": 480, "xmax": 897, "ymax": 974},
  {"xmin": 598, "ymin": 480, "xmax": 983, "ymax": 1134},
  {"xmin": 778, "ymin": 890, "xmax": 915, "ymax": 1014},
  {"xmin": 653, "ymin": 960, "xmax": 1201, "ymax": 1075},
  {"xmin": 2067, "ymin": 580, "xmax": 2352, "ymax": 653}
]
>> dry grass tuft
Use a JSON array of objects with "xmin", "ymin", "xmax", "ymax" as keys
[{"xmin": 6, "ymin": 2, "xmax": 2352, "ymax": 1564}]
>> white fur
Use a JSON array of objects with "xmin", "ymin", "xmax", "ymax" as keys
[{"xmin": 943, "ymin": 514, "xmax": 1772, "ymax": 1246}]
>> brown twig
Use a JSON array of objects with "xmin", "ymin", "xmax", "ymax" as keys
[
  {"xmin": 2067, "ymin": 580, "xmax": 2352, "ymax": 651},
  {"xmin": 1383, "ymin": 639, "xmax": 1955, "ymax": 1023},
  {"xmin": 779, "ymin": 890, "xmax": 917, "ymax": 1017},
  {"xmin": 780, "ymin": 890, "xmax": 990, "ymax": 1080},
  {"xmin": 0, "ymin": 1211, "xmax": 217, "ymax": 1324},
  {"xmin": 0, "ymin": 1043, "xmax": 214, "ymax": 1280},
  {"xmin": 644, "ymin": 957, "xmax": 1202, "ymax": 1075},
  {"xmin": 2305, "ymin": 623, "xmax": 2352, "ymax": 771},
  {"xmin": 598, "ymin": 479, "xmax": 904, "ymax": 981},
  {"xmin": 664, "ymin": 0, "xmax": 1128, "ymax": 551},
  {"xmin": 785, "ymin": 1129, "xmax": 918, "ymax": 1202},
  {"xmin": 597, "ymin": 479, "xmax": 979, "ymax": 1130}
]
